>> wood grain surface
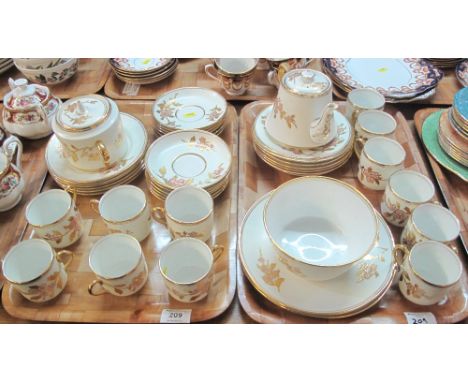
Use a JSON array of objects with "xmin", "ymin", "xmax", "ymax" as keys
[
  {"xmin": 236, "ymin": 101, "xmax": 468, "ymax": 324},
  {"xmin": 0, "ymin": 59, "xmax": 111, "ymax": 100}
]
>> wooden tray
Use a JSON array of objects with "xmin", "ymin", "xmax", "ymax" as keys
[
  {"xmin": 1, "ymin": 101, "xmax": 238, "ymax": 323},
  {"xmin": 236, "ymin": 101, "xmax": 468, "ymax": 324},
  {"xmin": 414, "ymin": 108, "xmax": 468, "ymax": 256},
  {"xmin": 0, "ymin": 59, "xmax": 111, "ymax": 100},
  {"xmin": 104, "ymin": 58, "xmax": 322, "ymax": 101},
  {"xmin": 0, "ymin": 104, "xmax": 50, "ymax": 291}
]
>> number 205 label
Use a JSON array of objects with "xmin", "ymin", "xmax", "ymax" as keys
[{"xmin": 160, "ymin": 309, "xmax": 192, "ymax": 323}]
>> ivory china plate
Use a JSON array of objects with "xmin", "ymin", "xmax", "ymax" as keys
[
  {"xmin": 145, "ymin": 130, "xmax": 231, "ymax": 190},
  {"xmin": 46, "ymin": 113, "xmax": 148, "ymax": 185},
  {"xmin": 455, "ymin": 60, "xmax": 468, "ymax": 87},
  {"xmin": 322, "ymin": 58, "xmax": 442, "ymax": 99},
  {"xmin": 153, "ymin": 88, "xmax": 227, "ymax": 131},
  {"xmin": 254, "ymin": 106, "xmax": 353, "ymax": 163},
  {"xmin": 239, "ymin": 193, "xmax": 396, "ymax": 318},
  {"xmin": 110, "ymin": 58, "xmax": 173, "ymax": 72}
]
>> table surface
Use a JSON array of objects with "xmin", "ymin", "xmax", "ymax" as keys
[{"xmin": 0, "ymin": 87, "xmax": 466, "ymax": 324}]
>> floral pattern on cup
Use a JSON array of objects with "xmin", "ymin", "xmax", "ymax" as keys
[
  {"xmin": 359, "ymin": 165, "xmax": 383, "ymax": 186},
  {"xmin": 21, "ymin": 270, "xmax": 67, "ymax": 302}
]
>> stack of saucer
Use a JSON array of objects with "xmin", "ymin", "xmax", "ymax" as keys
[
  {"xmin": 145, "ymin": 130, "xmax": 231, "ymax": 200},
  {"xmin": 0, "ymin": 58, "xmax": 14, "ymax": 75},
  {"xmin": 46, "ymin": 95, "xmax": 148, "ymax": 195},
  {"xmin": 438, "ymin": 88, "xmax": 468, "ymax": 167},
  {"xmin": 253, "ymin": 105, "xmax": 353, "ymax": 176},
  {"xmin": 109, "ymin": 58, "xmax": 178, "ymax": 85},
  {"xmin": 152, "ymin": 87, "xmax": 227, "ymax": 136}
]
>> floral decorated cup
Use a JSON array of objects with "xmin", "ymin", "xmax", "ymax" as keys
[
  {"xmin": 266, "ymin": 58, "xmax": 313, "ymax": 88},
  {"xmin": 0, "ymin": 136, "xmax": 24, "ymax": 212},
  {"xmin": 2, "ymin": 239, "xmax": 73, "ymax": 303},
  {"xmin": 358, "ymin": 137, "xmax": 406, "ymax": 190},
  {"xmin": 2, "ymin": 78, "xmax": 61, "ymax": 139},
  {"xmin": 205, "ymin": 58, "xmax": 258, "ymax": 96},
  {"xmin": 159, "ymin": 238, "xmax": 224, "ymax": 303},
  {"xmin": 26, "ymin": 188, "xmax": 83, "ymax": 249},
  {"xmin": 345, "ymin": 88, "xmax": 385, "ymax": 127},
  {"xmin": 154, "ymin": 185, "xmax": 214, "ymax": 242},
  {"xmin": 90, "ymin": 185, "xmax": 152, "ymax": 242},
  {"xmin": 393, "ymin": 242, "xmax": 462, "ymax": 305},
  {"xmin": 88, "ymin": 234, "xmax": 148, "ymax": 297},
  {"xmin": 401, "ymin": 203, "xmax": 460, "ymax": 250},
  {"xmin": 381, "ymin": 170, "xmax": 435, "ymax": 227},
  {"xmin": 354, "ymin": 110, "xmax": 396, "ymax": 157}
]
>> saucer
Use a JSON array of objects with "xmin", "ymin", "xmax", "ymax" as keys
[
  {"xmin": 46, "ymin": 113, "xmax": 148, "ymax": 186},
  {"xmin": 239, "ymin": 193, "xmax": 396, "ymax": 319},
  {"xmin": 110, "ymin": 58, "xmax": 173, "ymax": 73},
  {"xmin": 153, "ymin": 87, "xmax": 227, "ymax": 131}
]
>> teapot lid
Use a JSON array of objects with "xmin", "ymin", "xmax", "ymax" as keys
[
  {"xmin": 56, "ymin": 94, "xmax": 111, "ymax": 133},
  {"xmin": 282, "ymin": 69, "xmax": 331, "ymax": 97},
  {"xmin": 3, "ymin": 78, "xmax": 50, "ymax": 110}
]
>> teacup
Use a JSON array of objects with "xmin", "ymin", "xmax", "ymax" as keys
[
  {"xmin": 205, "ymin": 58, "xmax": 258, "ymax": 96},
  {"xmin": 266, "ymin": 58, "xmax": 313, "ymax": 87},
  {"xmin": 2, "ymin": 239, "xmax": 73, "ymax": 302},
  {"xmin": 345, "ymin": 88, "xmax": 385, "ymax": 126},
  {"xmin": 159, "ymin": 238, "xmax": 224, "ymax": 303},
  {"xmin": 401, "ymin": 203, "xmax": 460, "ymax": 250},
  {"xmin": 26, "ymin": 188, "xmax": 83, "ymax": 248},
  {"xmin": 393, "ymin": 242, "xmax": 462, "ymax": 305},
  {"xmin": 358, "ymin": 137, "xmax": 406, "ymax": 190},
  {"xmin": 265, "ymin": 68, "xmax": 338, "ymax": 148},
  {"xmin": 52, "ymin": 95, "xmax": 128, "ymax": 172},
  {"xmin": 88, "ymin": 233, "xmax": 148, "ymax": 296},
  {"xmin": 90, "ymin": 185, "xmax": 151, "ymax": 242},
  {"xmin": 154, "ymin": 186, "xmax": 214, "ymax": 242},
  {"xmin": 381, "ymin": 170, "xmax": 435, "ymax": 227},
  {"xmin": 263, "ymin": 177, "xmax": 378, "ymax": 281},
  {"xmin": 354, "ymin": 110, "xmax": 396, "ymax": 157}
]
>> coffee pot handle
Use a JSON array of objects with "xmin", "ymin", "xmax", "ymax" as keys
[
  {"xmin": 2, "ymin": 136, "xmax": 23, "ymax": 171},
  {"xmin": 95, "ymin": 140, "xmax": 111, "ymax": 167},
  {"xmin": 309, "ymin": 103, "xmax": 338, "ymax": 145}
]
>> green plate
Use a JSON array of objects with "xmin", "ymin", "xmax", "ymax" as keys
[{"xmin": 422, "ymin": 110, "xmax": 468, "ymax": 182}]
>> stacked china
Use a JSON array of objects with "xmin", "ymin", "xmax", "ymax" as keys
[
  {"xmin": 0, "ymin": 58, "xmax": 14, "ymax": 75},
  {"xmin": 14, "ymin": 58, "xmax": 79, "ymax": 85},
  {"xmin": 46, "ymin": 94, "xmax": 148, "ymax": 195},
  {"xmin": 109, "ymin": 58, "xmax": 178, "ymax": 85},
  {"xmin": 253, "ymin": 68, "xmax": 353, "ymax": 175}
]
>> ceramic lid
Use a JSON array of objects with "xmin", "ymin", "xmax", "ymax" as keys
[
  {"xmin": 453, "ymin": 87, "xmax": 468, "ymax": 121},
  {"xmin": 56, "ymin": 95, "xmax": 111, "ymax": 133},
  {"xmin": 282, "ymin": 69, "xmax": 331, "ymax": 97},
  {"xmin": 3, "ymin": 78, "xmax": 49, "ymax": 110}
]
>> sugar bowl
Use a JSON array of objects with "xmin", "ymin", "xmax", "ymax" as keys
[
  {"xmin": 2, "ymin": 78, "xmax": 61, "ymax": 139},
  {"xmin": 0, "ymin": 136, "xmax": 24, "ymax": 212}
]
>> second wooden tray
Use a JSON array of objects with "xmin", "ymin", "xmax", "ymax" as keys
[
  {"xmin": 1, "ymin": 101, "xmax": 238, "ymax": 323},
  {"xmin": 236, "ymin": 101, "xmax": 468, "ymax": 324}
]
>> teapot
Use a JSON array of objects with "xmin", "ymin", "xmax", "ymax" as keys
[
  {"xmin": 0, "ymin": 135, "xmax": 24, "ymax": 212},
  {"xmin": 265, "ymin": 69, "xmax": 338, "ymax": 149},
  {"xmin": 2, "ymin": 78, "xmax": 61, "ymax": 140}
]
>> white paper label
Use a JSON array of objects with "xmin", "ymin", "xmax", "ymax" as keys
[
  {"xmin": 160, "ymin": 309, "xmax": 192, "ymax": 323},
  {"xmin": 404, "ymin": 312, "xmax": 437, "ymax": 324},
  {"xmin": 122, "ymin": 83, "xmax": 140, "ymax": 96}
]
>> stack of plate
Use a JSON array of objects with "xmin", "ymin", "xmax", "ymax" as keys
[
  {"xmin": 152, "ymin": 87, "xmax": 227, "ymax": 136},
  {"xmin": 145, "ymin": 130, "xmax": 231, "ymax": 200},
  {"xmin": 46, "ymin": 113, "xmax": 148, "ymax": 195},
  {"xmin": 455, "ymin": 60, "xmax": 468, "ymax": 87},
  {"xmin": 321, "ymin": 58, "xmax": 443, "ymax": 103},
  {"xmin": 437, "ymin": 88, "xmax": 468, "ymax": 167},
  {"xmin": 0, "ymin": 59, "xmax": 14, "ymax": 75},
  {"xmin": 253, "ymin": 105, "xmax": 354, "ymax": 176},
  {"xmin": 426, "ymin": 58, "xmax": 464, "ymax": 69},
  {"xmin": 109, "ymin": 58, "xmax": 178, "ymax": 85}
]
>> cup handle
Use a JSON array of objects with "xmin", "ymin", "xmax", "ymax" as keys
[
  {"xmin": 392, "ymin": 244, "xmax": 409, "ymax": 268},
  {"xmin": 355, "ymin": 137, "xmax": 366, "ymax": 154},
  {"xmin": 88, "ymin": 280, "xmax": 107, "ymax": 296},
  {"xmin": 277, "ymin": 62, "xmax": 290, "ymax": 83},
  {"xmin": 212, "ymin": 244, "xmax": 224, "ymax": 262},
  {"xmin": 152, "ymin": 207, "xmax": 166, "ymax": 225},
  {"xmin": 205, "ymin": 64, "xmax": 219, "ymax": 82},
  {"xmin": 96, "ymin": 140, "xmax": 111, "ymax": 166},
  {"xmin": 56, "ymin": 250, "xmax": 74, "ymax": 269},
  {"xmin": 267, "ymin": 70, "xmax": 277, "ymax": 87},
  {"xmin": 64, "ymin": 185, "xmax": 77, "ymax": 204},
  {"xmin": 2, "ymin": 136, "xmax": 23, "ymax": 171},
  {"xmin": 90, "ymin": 199, "xmax": 100, "ymax": 215}
]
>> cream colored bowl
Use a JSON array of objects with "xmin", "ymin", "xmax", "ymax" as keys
[
  {"xmin": 15, "ymin": 58, "xmax": 78, "ymax": 85},
  {"xmin": 263, "ymin": 176, "xmax": 378, "ymax": 281}
]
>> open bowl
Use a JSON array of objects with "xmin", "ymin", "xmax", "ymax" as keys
[
  {"xmin": 263, "ymin": 176, "xmax": 378, "ymax": 281},
  {"xmin": 14, "ymin": 58, "xmax": 79, "ymax": 85}
]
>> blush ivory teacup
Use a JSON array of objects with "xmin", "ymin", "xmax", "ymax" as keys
[
  {"xmin": 354, "ymin": 110, "xmax": 396, "ymax": 157},
  {"xmin": 205, "ymin": 58, "xmax": 258, "ymax": 96},
  {"xmin": 345, "ymin": 87, "xmax": 385, "ymax": 127},
  {"xmin": 2, "ymin": 239, "xmax": 74, "ymax": 302}
]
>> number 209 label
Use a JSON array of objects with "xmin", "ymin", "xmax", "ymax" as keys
[{"xmin": 160, "ymin": 309, "xmax": 192, "ymax": 323}]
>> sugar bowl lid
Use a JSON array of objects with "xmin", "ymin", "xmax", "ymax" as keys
[
  {"xmin": 282, "ymin": 69, "xmax": 331, "ymax": 97},
  {"xmin": 3, "ymin": 78, "xmax": 50, "ymax": 110},
  {"xmin": 56, "ymin": 94, "xmax": 111, "ymax": 133}
]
